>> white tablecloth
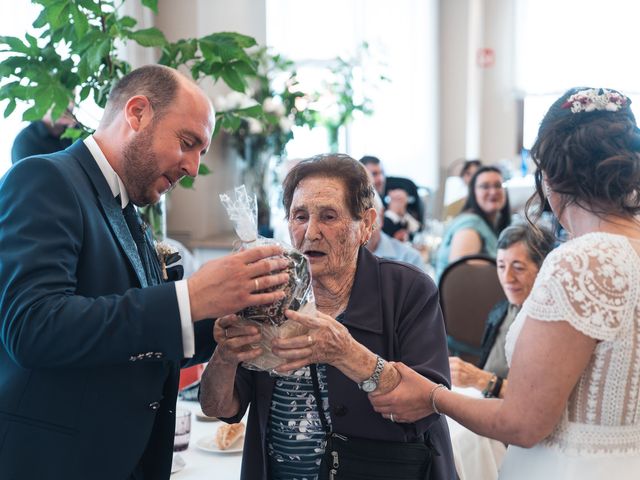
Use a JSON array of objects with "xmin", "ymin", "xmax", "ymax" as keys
[
  {"xmin": 171, "ymin": 401, "xmax": 243, "ymax": 480},
  {"xmin": 448, "ymin": 387, "xmax": 507, "ymax": 480},
  {"xmin": 173, "ymin": 391, "xmax": 506, "ymax": 480}
]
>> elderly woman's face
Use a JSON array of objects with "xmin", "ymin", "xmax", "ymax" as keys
[
  {"xmin": 288, "ymin": 176, "xmax": 369, "ymax": 281},
  {"xmin": 496, "ymin": 241, "xmax": 539, "ymax": 306}
]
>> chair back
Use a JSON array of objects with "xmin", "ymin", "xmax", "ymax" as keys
[{"xmin": 438, "ymin": 254, "xmax": 506, "ymax": 365}]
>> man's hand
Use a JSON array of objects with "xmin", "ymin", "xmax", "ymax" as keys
[{"xmin": 187, "ymin": 245, "xmax": 289, "ymax": 321}]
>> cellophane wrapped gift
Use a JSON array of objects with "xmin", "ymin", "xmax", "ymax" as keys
[{"xmin": 219, "ymin": 185, "xmax": 316, "ymax": 374}]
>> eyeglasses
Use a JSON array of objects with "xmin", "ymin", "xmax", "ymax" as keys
[{"xmin": 476, "ymin": 182, "xmax": 504, "ymax": 191}]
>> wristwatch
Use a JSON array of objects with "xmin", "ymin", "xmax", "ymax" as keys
[{"xmin": 358, "ymin": 355, "xmax": 385, "ymax": 392}]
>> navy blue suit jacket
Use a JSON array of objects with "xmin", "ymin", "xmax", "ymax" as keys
[{"xmin": 0, "ymin": 141, "xmax": 214, "ymax": 479}]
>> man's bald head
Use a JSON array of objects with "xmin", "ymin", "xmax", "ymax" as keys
[{"xmin": 101, "ymin": 65, "xmax": 185, "ymax": 127}]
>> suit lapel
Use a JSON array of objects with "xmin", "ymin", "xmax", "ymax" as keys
[{"xmin": 68, "ymin": 141, "xmax": 149, "ymax": 288}]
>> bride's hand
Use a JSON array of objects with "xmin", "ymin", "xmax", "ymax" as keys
[{"xmin": 369, "ymin": 362, "xmax": 438, "ymax": 423}]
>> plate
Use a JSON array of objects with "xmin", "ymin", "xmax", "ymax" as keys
[
  {"xmin": 171, "ymin": 453, "xmax": 186, "ymax": 474},
  {"xmin": 195, "ymin": 434, "xmax": 244, "ymax": 454},
  {"xmin": 194, "ymin": 409, "xmax": 219, "ymax": 422}
]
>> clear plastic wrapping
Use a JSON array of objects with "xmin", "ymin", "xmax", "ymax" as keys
[{"xmin": 219, "ymin": 185, "xmax": 316, "ymax": 374}]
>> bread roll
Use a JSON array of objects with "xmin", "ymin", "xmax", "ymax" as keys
[{"xmin": 215, "ymin": 422, "xmax": 245, "ymax": 450}]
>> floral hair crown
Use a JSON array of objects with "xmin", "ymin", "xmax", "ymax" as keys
[{"xmin": 561, "ymin": 88, "xmax": 629, "ymax": 114}]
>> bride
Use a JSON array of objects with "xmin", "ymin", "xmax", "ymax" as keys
[{"xmin": 369, "ymin": 87, "xmax": 640, "ymax": 478}]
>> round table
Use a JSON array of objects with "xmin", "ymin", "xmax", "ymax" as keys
[{"xmin": 171, "ymin": 401, "xmax": 244, "ymax": 479}]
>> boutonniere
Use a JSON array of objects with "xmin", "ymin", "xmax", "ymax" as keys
[{"xmin": 155, "ymin": 242, "xmax": 181, "ymax": 281}]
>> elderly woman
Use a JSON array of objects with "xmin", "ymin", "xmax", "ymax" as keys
[
  {"xmin": 200, "ymin": 154, "xmax": 455, "ymax": 480},
  {"xmin": 435, "ymin": 166, "xmax": 511, "ymax": 280},
  {"xmin": 449, "ymin": 224, "xmax": 555, "ymax": 398}
]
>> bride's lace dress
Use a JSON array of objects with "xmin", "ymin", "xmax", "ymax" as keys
[{"xmin": 499, "ymin": 232, "xmax": 640, "ymax": 479}]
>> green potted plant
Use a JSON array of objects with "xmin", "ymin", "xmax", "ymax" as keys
[{"xmin": 0, "ymin": 0, "xmax": 264, "ymax": 238}]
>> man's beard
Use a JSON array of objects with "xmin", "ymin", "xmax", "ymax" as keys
[{"xmin": 122, "ymin": 126, "xmax": 161, "ymax": 206}]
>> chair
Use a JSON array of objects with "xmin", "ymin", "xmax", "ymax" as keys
[
  {"xmin": 438, "ymin": 254, "xmax": 506, "ymax": 365},
  {"xmin": 384, "ymin": 176, "xmax": 425, "ymax": 226}
]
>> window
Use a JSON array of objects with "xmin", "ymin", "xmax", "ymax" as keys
[
  {"xmin": 516, "ymin": 0, "xmax": 640, "ymax": 150},
  {"xmin": 265, "ymin": 0, "xmax": 439, "ymax": 189}
]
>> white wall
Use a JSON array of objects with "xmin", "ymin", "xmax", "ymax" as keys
[
  {"xmin": 437, "ymin": 0, "xmax": 519, "ymax": 216},
  {"xmin": 480, "ymin": 0, "xmax": 518, "ymax": 171}
]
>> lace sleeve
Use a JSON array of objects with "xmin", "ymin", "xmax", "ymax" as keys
[{"xmin": 520, "ymin": 234, "xmax": 638, "ymax": 341}]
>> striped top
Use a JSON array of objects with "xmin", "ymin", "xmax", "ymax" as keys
[{"xmin": 267, "ymin": 363, "xmax": 331, "ymax": 480}]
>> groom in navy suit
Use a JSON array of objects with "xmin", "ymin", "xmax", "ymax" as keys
[{"xmin": 0, "ymin": 65, "xmax": 289, "ymax": 479}]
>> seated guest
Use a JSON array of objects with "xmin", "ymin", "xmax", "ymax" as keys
[
  {"xmin": 449, "ymin": 223, "xmax": 555, "ymax": 398},
  {"xmin": 360, "ymin": 154, "xmax": 387, "ymax": 196},
  {"xmin": 200, "ymin": 154, "xmax": 456, "ymax": 480},
  {"xmin": 383, "ymin": 188, "xmax": 422, "ymax": 241},
  {"xmin": 460, "ymin": 159, "xmax": 482, "ymax": 186},
  {"xmin": 444, "ymin": 159, "xmax": 483, "ymax": 219},
  {"xmin": 367, "ymin": 192, "xmax": 428, "ymax": 272},
  {"xmin": 360, "ymin": 155, "xmax": 424, "ymax": 235},
  {"xmin": 435, "ymin": 166, "xmax": 511, "ymax": 280}
]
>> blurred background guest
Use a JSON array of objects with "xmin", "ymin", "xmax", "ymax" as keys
[
  {"xmin": 460, "ymin": 159, "xmax": 482, "ymax": 186},
  {"xmin": 11, "ymin": 107, "xmax": 77, "ymax": 164},
  {"xmin": 435, "ymin": 166, "xmax": 511, "ymax": 280},
  {"xmin": 360, "ymin": 154, "xmax": 424, "ymax": 238},
  {"xmin": 383, "ymin": 188, "xmax": 422, "ymax": 241},
  {"xmin": 449, "ymin": 223, "xmax": 555, "ymax": 398},
  {"xmin": 360, "ymin": 154, "xmax": 387, "ymax": 197},
  {"xmin": 367, "ymin": 192, "xmax": 428, "ymax": 272},
  {"xmin": 443, "ymin": 159, "xmax": 483, "ymax": 220}
]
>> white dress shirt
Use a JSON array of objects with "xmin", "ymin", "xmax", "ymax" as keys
[{"xmin": 84, "ymin": 136, "xmax": 195, "ymax": 357}]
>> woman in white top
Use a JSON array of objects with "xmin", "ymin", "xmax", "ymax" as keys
[{"xmin": 369, "ymin": 87, "xmax": 640, "ymax": 479}]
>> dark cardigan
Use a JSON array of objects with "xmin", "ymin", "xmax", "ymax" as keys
[{"xmin": 222, "ymin": 247, "xmax": 457, "ymax": 480}]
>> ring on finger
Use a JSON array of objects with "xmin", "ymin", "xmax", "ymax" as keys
[
  {"xmin": 225, "ymin": 328, "xmax": 229, "ymax": 338},
  {"xmin": 307, "ymin": 335, "xmax": 313, "ymax": 346},
  {"xmin": 254, "ymin": 278, "xmax": 260, "ymax": 291},
  {"xmin": 390, "ymin": 413, "xmax": 395, "ymax": 422}
]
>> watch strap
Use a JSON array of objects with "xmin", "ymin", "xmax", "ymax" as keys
[{"xmin": 358, "ymin": 355, "xmax": 385, "ymax": 390}]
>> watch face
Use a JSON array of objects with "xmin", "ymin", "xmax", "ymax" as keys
[{"xmin": 361, "ymin": 379, "xmax": 376, "ymax": 393}]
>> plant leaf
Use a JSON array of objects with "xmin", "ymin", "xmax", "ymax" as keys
[
  {"xmin": 198, "ymin": 163, "xmax": 211, "ymax": 176},
  {"xmin": 220, "ymin": 65, "xmax": 246, "ymax": 92},
  {"xmin": 206, "ymin": 31, "xmax": 257, "ymax": 49},
  {"xmin": 71, "ymin": 5, "xmax": 90, "ymax": 38},
  {"xmin": 79, "ymin": 84, "xmax": 91, "ymax": 101},
  {"xmin": 0, "ymin": 36, "xmax": 31, "ymax": 55},
  {"xmin": 141, "ymin": 0, "xmax": 159, "ymax": 14},
  {"xmin": 212, "ymin": 114, "xmax": 222, "ymax": 138},
  {"xmin": 87, "ymin": 39, "xmax": 111, "ymax": 72},
  {"xmin": 129, "ymin": 27, "xmax": 166, "ymax": 47},
  {"xmin": 46, "ymin": 1, "xmax": 70, "ymax": 29},
  {"xmin": 60, "ymin": 127, "xmax": 88, "ymax": 141},
  {"xmin": 119, "ymin": 15, "xmax": 138, "ymax": 29},
  {"xmin": 32, "ymin": 8, "xmax": 49, "ymax": 28},
  {"xmin": 236, "ymin": 104, "xmax": 263, "ymax": 118},
  {"xmin": 3, "ymin": 99, "xmax": 16, "ymax": 118},
  {"xmin": 179, "ymin": 176, "xmax": 195, "ymax": 189}
]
